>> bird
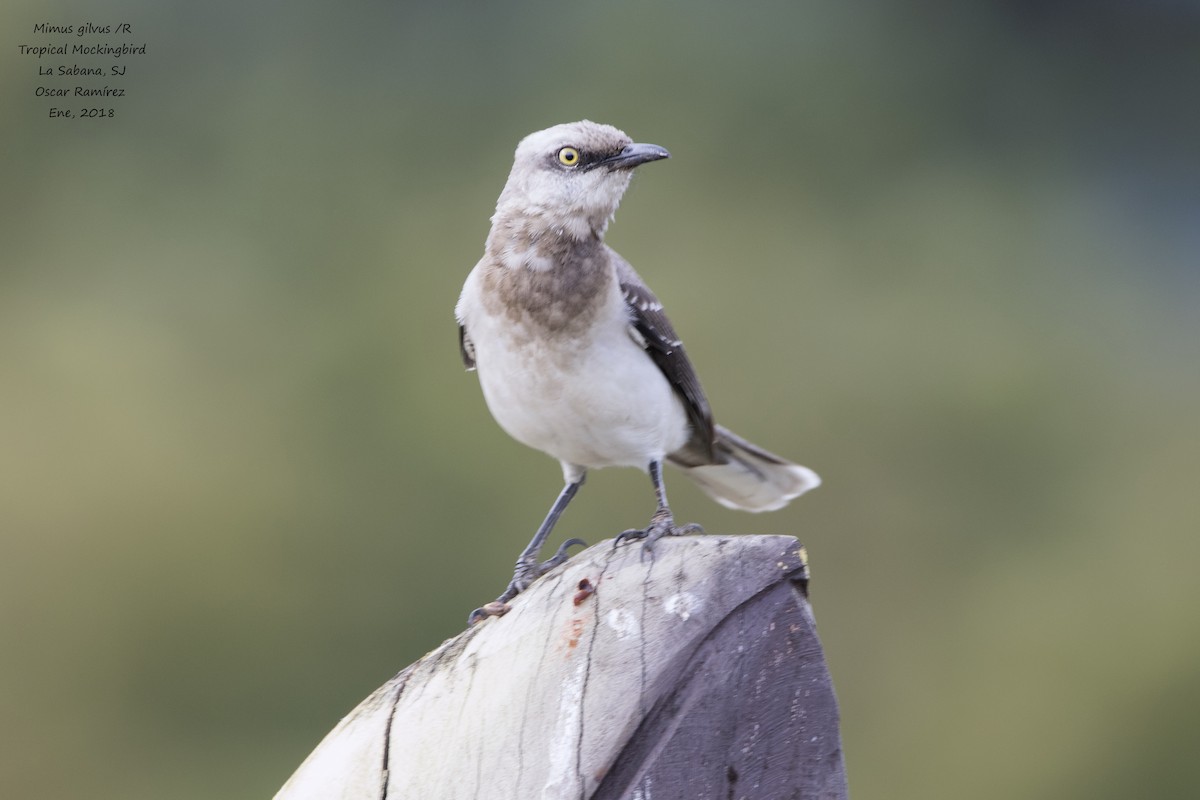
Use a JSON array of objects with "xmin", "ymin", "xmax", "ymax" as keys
[{"xmin": 455, "ymin": 120, "xmax": 820, "ymax": 621}]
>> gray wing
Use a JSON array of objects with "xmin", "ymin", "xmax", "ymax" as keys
[
  {"xmin": 610, "ymin": 248, "xmax": 716, "ymax": 463},
  {"xmin": 458, "ymin": 324, "xmax": 476, "ymax": 370}
]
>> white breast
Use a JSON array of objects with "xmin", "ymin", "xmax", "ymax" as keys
[{"xmin": 457, "ymin": 267, "xmax": 690, "ymax": 472}]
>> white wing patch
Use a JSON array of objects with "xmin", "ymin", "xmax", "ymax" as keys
[{"xmin": 623, "ymin": 285, "xmax": 664, "ymax": 314}]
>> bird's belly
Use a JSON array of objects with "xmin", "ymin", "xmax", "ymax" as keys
[{"xmin": 475, "ymin": 326, "xmax": 689, "ymax": 470}]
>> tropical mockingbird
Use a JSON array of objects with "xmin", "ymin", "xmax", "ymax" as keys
[{"xmin": 456, "ymin": 120, "xmax": 819, "ymax": 620}]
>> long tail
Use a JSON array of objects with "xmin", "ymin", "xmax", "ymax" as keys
[{"xmin": 672, "ymin": 425, "xmax": 821, "ymax": 512}]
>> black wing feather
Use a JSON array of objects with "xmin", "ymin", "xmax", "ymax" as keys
[
  {"xmin": 611, "ymin": 249, "xmax": 716, "ymax": 462},
  {"xmin": 458, "ymin": 324, "xmax": 476, "ymax": 370}
]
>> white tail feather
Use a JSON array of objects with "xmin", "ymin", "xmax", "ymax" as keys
[{"xmin": 679, "ymin": 426, "xmax": 820, "ymax": 512}]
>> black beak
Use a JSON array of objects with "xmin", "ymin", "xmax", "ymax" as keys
[{"xmin": 596, "ymin": 142, "xmax": 671, "ymax": 170}]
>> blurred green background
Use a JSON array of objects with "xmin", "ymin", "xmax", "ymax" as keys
[{"xmin": 3, "ymin": 1, "xmax": 1198, "ymax": 797}]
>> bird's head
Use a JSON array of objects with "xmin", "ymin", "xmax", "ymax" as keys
[{"xmin": 492, "ymin": 120, "xmax": 670, "ymax": 240}]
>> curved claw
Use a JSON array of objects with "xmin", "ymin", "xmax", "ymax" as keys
[
  {"xmin": 543, "ymin": 537, "xmax": 587, "ymax": 570},
  {"xmin": 614, "ymin": 518, "xmax": 703, "ymax": 551},
  {"xmin": 643, "ymin": 521, "xmax": 703, "ymax": 551},
  {"xmin": 467, "ymin": 601, "xmax": 511, "ymax": 625},
  {"xmin": 614, "ymin": 528, "xmax": 642, "ymax": 548}
]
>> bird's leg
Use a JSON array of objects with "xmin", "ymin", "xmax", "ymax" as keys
[
  {"xmin": 468, "ymin": 477, "xmax": 587, "ymax": 624},
  {"xmin": 616, "ymin": 460, "xmax": 703, "ymax": 550}
]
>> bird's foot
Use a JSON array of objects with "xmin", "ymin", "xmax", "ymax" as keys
[
  {"xmin": 506, "ymin": 537, "xmax": 587, "ymax": 597},
  {"xmin": 615, "ymin": 508, "xmax": 703, "ymax": 551},
  {"xmin": 467, "ymin": 538, "xmax": 587, "ymax": 625}
]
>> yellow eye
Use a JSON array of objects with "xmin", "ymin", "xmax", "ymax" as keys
[{"xmin": 557, "ymin": 147, "xmax": 580, "ymax": 167}]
